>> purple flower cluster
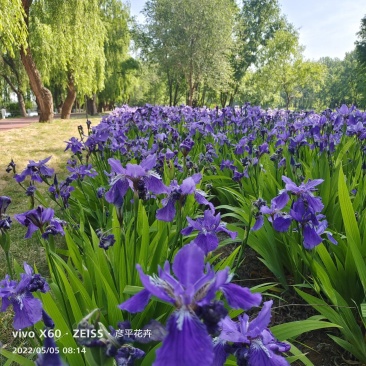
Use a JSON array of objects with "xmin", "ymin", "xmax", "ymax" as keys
[
  {"xmin": 75, "ymin": 311, "xmax": 145, "ymax": 366},
  {"xmin": 14, "ymin": 206, "xmax": 66, "ymax": 239},
  {"xmin": 156, "ymin": 173, "xmax": 214, "ymax": 222},
  {"xmin": 181, "ymin": 209, "xmax": 237, "ymax": 254},
  {"xmin": 67, "ymin": 163, "xmax": 98, "ymax": 181},
  {"xmin": 118, "ymin": 244, "xmax": 289, "ymax": 366},
  {"xmin": 253, "ymin": 176, "xmax": 337, "ymax": 249},
  {"xmin": 14, "ymin": 156, "xmax": 54, "ymax": 183},
  {"xmin": 215, "ymin": 300, "xmax": 290, "ymax": 366},
  {"xmin": 0, "ymin": 263, "xmax": 49, "ymax": 329},
  {"xmin": 105, "ymin": 154, "xmax": 166, "ymax": 205},
  {"xmin": 49, "ymin": 176, "xmax": 75, "ymax": 208}
]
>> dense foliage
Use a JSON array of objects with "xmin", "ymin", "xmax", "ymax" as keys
[{"xmin": 1, "ymin": 2, "xmax": 366, "ymax": 119}]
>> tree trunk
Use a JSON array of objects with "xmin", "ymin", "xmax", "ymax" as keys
[
  {"xmin": 86, "ymin": 95, "xmax": 97, "ymax": 115},
  {"xmin": 1, "ymin": 56, "xmax": 27, "ymax": 117},
  {"xmin": 61, "ymin": 75, "xmax": 76, "ymax": 119},
  {"xmin": 21, "ymin": 47, "xmax": 54, "ymax": 122},
  {"xmin": 229, "ymin": 84, "xmax": 239, "ymax": 107},
  {"xmin": 17, "ymin": 92, "xmax": 27, "ymax": 117},
  {"xmin": 220, "ymin": 92, "xmax": 228, "ymax": 108},
  {"xmin": 173, "ymin": 82, "xmax": 179, "ymax": 106},
  {"xmin": 20, "ymin": 1, "xmax": 53, "ymax": 122},
  {"xmin": 0, "ymin": 73, "xmax": 27, "ymax": 117},
  {"xmin": 285, "ymin": 92, "xmax": 291, "ymax": 110}
]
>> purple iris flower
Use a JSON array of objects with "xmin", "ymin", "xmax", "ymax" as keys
[
  {"xmin": 64, "ymin": 137, "xmax": 84, "ymax": 154},
  {"xmin": 36, "ymin": 311, "xmax": 65, "ymax": 365},
  {"xmin": 49, "ymin": 179, "xmax": 75, "ymax": 208},
  {"xmin": 258, "ymin": 142, "xmax": 269, "ymax": 156},
  {"xmin": 6, "ymin": 159, "xmax": 16, "ymax": 174},
  {"xmin": 156, "ymin": 173, "xmax": 214, "ymax": 222},
  {"xmin": 67, "ymin": 164, "xmax": 98, "ymax": 181},
  {"xmin": 36, "ymin": 333, "xmax": 65, "ymax": 366},
  {"xmin": 0, "ymin": 196, "xmax": 12, "ymax": 231},
  {"xmin": 105, "ymin": 154, "xmax": 166, "ymax": 205},
  {"xmin": 14, "ymin": 206, "xmax": 65, "ymax": 239},
  {"xmin": 119, "ymin": 244, "xmax": 262, "ymax": 366},
  {"xmin": 347, "ymin": 121, "xmax": 366, "ymax": 140},
  {"xmin": 42, "ymin": 218, "xmax": 66, "ymax": 240},
  {"xmin": 97, "ymin": 232, "xmax": 116, "ymax": 250},
  {"xmin": 290, "ymin": 200, "xmax": 336, "ymax": 249},
  {"xmin": 253, "ymin": 192, "xmax": 292, "ymax": 232},
  {"xmin": 14, "ymin": 156, "xmax": 54, "ymax": 183},
  {"xmin": 215, "ymin": 300, "xmax": 290, "ymax": 366},
  {"xmin": 220, "ymin": 160, "xmax": 235, "ymax": 171},
  {"xmin": 181, "ymin": 210, "xmax": 237, "ymax": 254},
  {"xmin": 180, "ymin": 137, "xmax": 195, "ymax": 157},
  {"xmin": 0, "ymin": 196, "xmax": 11, "ymax": 215},
  {"xmin": 0, "ymin": 262, "xmax": 49, "ymax": 329},
  {"xmin": 282, "ymin": 176, "xmax": 324, "ymax": 213},
  {"xmin": 97, "ymin": 187, "xmax": 106, "ymax": 198},
  {"xmin": 25, "ymin": 184, "xmax": 37, "ymax": 197},
  {"xmin": 315, "ymin": 219, "xmax": 338, "ymax": 245},
  {"xmin": 76, "ymin": 312, "xmax": 145, "ymax": 365}
]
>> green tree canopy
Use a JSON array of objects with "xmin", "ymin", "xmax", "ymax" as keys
[
  {"xmin": 244, "ymin": 29, "xmax": 326, "ymax": 109},
  {"xmin": 0, "ymin": 0, "xmax": 27, "ymax": 55},
  {"xmin": 356, "ymin": 14, "xmax": 366, "ymax": 68},
  {"xmin": 98, "ymin": 0, "xmax": 131, "ymax": 110},
  {"xmin": 29, "ymin": 0, "xmax": 106, "ymax": 118},
  {"xmin": 224, "ymin": 0, "xmax": 288, "ymax": 105},
  {"xmin": 141, "ymin": 0, "xmax": 235, "ymax": 106}
]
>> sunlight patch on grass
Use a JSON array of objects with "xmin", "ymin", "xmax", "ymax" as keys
[{"xmin": 0, "ymin": 116, "xmax": 102, "ymax": 279}]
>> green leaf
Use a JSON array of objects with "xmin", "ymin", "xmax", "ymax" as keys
[
  {"xmin": 361, "ymin": 303, "xmax": 366, "ymax": 319},
  {"xmin": 271, "ymin": 319, "xmax": 341, "ymax": 340},
  {"xmin": 0, "ymin": 349, "xmax": 35, "ymax": 366},
  {"xmin": 338, "ymin": 166, "xmax": 366, "ymax": 291},
  {"xmin": 123, "ymin": 285, "xmax": 144, "ymax": 295},
  {"xmin": 286, "ymin": 343, "xmax": 314, "ymax": 366}
]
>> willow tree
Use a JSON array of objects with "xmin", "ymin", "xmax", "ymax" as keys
[
  {"xmin": 0, "ymin": 1, "xmax": 55, "ymax": 121},
  {"xmin": 0, "ymin": 53, "xmax": 28, "ymax": 116},
  {"xmin": 97, "ymin": 0, "xmax": 130, "ymax": 111},
  {"xmin": 29, "ymin": 0, "xmax": 106, "ymax": 119},
  {"xmin": 0, "ymin": 0, "xmax": 27, "ymax": 55},
  {"xmin": 19, "ymin": 0, "xmax": 55, "ymax": 122},
  {"xmin": 142, "ymin": 0, "xmax": 235, "ymax": 106}
]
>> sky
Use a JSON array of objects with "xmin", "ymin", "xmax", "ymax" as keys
[{"xmin": 127, "ymin": 0, "xmax": 365, "ymax": 60}]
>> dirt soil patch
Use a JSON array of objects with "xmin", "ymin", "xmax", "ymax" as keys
[{"xmin": 234, "ymin": 246, "xmax": 359, "ymax": 366}]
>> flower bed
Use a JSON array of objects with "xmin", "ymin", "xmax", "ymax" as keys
[{"xmin": 1, "ymin": 103, "xmax": 365, "ymax": 365}]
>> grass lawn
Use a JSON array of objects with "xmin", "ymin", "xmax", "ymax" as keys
[
  {"xmin": 0, "ymin": 115, "xmax": 103, "ymax": 275},
  {"xmin": 0, "ymin": 116, "xmax": 103, "ymax": 358}
]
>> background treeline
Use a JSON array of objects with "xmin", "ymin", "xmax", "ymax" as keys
[{"xmin": 1, "ymin": 0, "xmax": 366, "ymax": 121}]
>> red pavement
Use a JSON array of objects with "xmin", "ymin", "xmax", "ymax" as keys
[{"xmin": 0, "ymin": 116, "xmax": 39, "ymax": 131}]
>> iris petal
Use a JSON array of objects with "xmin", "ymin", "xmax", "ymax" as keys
[
  {"xmin": 12, "ymin": 294, "xmax": 43, "ymax": 329},
  {"xmin": 154, "ymin": 311, "xmax": 214, "ymax": 366},
  {"xmin": 172, "ymin": 244, "xmax": 205, "ymax": 287},
  {"xmin": 118, "ymin": 289, "xmax": 151, "ymax": 313},
  {"xmin": 221, "ymin": 283, "xmax": 262, "ymax": 310}
]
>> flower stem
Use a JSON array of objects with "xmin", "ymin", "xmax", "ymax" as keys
[
  {"xmin": 5, "ymin": 251, "xmax": 13, "ymax": 278},
  {"xmin": 168, "ymin": 204, "xmax": 183, "ymax": 262},
  {"xmin": 234, "ymin": 214, "xmax": 252, "ymax": 274},
  {"xmin": 132, "ymin": 194, "xmax": 139, "ymax": 284}
]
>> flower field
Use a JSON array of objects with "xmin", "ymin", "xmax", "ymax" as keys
[{"xmin": 1, "ymin": 103, "xmax": 366, "ymax": 365}]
